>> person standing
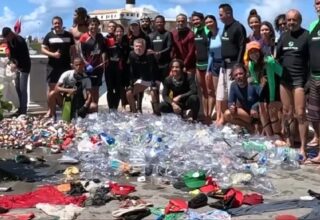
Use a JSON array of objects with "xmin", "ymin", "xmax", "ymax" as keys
[
  {"xmin": 204, "ymin": 15, "xmax": 221, "ymax": 122},
  {"xmin": 305, "ymin": 0, "xmax": 320, "ymax": 163},
  {"xmin": 191, "ymin": 11, "xmax": 210, "ymax": 122},
  {"xmin": 148, "ymin": 15, "xmax": 173, "ymax": 82},
  {"xmin": 140, "ymin": 15, "xmax": 153, "ymax": 35},
  {"xmin": 276, "ymin": 9, "xmax": 309, "ymax": 159},
  {"xmin": 172, "ymin": 13, "xmax": 196, "ymax": 75},
  {"xmin": 2, "ymin": 27, "xmax": 31, "ymax": 115},
  {"xmin": 247, "ymin": 9, "xmax": 262, "ymax": 44},
  {"xmin": 70, "ymin": 7, "xmax": 89, "ymax": 42},
  {"xmin": 41, "ymin": 16, "xmax": 75, "ymax": 118},
  {"xmin": 105, "ymin": 24, "xmax": 129, "ymax": 110},
  {"xmin": 216, "ymin": 3, "xmax": 247, "ymax": 125},
  {"xmin": 274, "ymin": 14, "xmax": 287, "ymax": 36},
  {"xmin": 70, "ymin": 7, "xmax": 89, "ymax": 58},
  {"xmin": 260, "ymin": 21, "xmax": 276, "ymax": 56},
  {"xmin": 79, "ymin": 17, "xmax": 107, "ymax": 112}
]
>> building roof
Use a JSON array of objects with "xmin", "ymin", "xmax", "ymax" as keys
[{"xmin": 90, "ymin": 7, "xmax": 158, "ymax": 15}]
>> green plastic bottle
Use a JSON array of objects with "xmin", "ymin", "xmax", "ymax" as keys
[{"xmin": 62, "ymin": 95, "xmax": 72, "ymax": 122}]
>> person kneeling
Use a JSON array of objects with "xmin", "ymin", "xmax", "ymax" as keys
[
  {"xmin": 48, "ymin": 57, "xmax": 92, "ymax": 120},
  {"xmin": 224, "ymin": 63, "xmax": 260, "ymax": 133},
  {"xmin": 126, "ymin": 38, "xmax": 161, "ymax": 115},
  {"xmin": 160, "ymin": 59, "xmax": 200, "ymax": 121}
]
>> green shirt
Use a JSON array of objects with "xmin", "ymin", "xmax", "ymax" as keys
[{"xmin": 248, "ymin": 56, "xmax": 282, "ymax": 102}]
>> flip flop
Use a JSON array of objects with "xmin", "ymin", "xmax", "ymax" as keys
[{"xmin": 307, "ymin": 139, "xmax": 319, "ymax": 147}]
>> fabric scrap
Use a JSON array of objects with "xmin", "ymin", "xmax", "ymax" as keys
[
  {"xmin": 0, "ymin": 212, "xmax": 35, "ymax": 220},
  {"xmin": 227, "ymin": 199, "xmax": 320, "ymax": 218},
  {"xmin": 0, "ymin": 185, "xmax": 86, "ymax": 209},
  {"xmin": 36, "ymin": 203, "xmax": 84, "ymax": 220}
]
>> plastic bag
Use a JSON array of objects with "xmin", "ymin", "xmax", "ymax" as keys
[{"xmin": 0, "ymin": 58, "xmax": 19, "ymax": 110}]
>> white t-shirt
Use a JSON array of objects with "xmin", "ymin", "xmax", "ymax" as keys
[{"xmin": 58, "ymin": 70, "xmax": 91, "ymax": 90}]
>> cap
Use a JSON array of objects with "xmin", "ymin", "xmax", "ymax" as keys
[
  {"xmin": 2, "ymin": 27, "xmax": 12, "ymax": 38},
  {"xmin": 129, "ymin": 19, "xmax": 139, "ymax": 25},
  {"xmin": 243, "ymin": 41, "xmax": 261, "ymax": 65},
  {"xmin": 246, "ymin": 41, "xmax": 261, "ymax": 52}
]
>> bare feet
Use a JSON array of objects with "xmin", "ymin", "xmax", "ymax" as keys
[
  {"xmin": 304, "ymin": 156, "xmax": 320, "ymax": 165},
  {"xmin": 215, "ymin": 118, "xmax": 224, "ymax": 127},
  {"xmin": 43, "ymin": 113, "xmax": 53, "ymax": 118},
  {"xmin": 44, "ymin": 110, "xmax": 52, "ymax": 118}
]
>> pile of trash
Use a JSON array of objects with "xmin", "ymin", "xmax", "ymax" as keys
[
  {"xmin": 60, "ymin": 112, "xmax": 302, "ymax": 194},
  {"xmin": 0, "ymin": 115, "xmax": 74, "ymax": 151}
]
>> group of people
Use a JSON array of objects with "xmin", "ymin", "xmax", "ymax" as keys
[{"xmin": 2, "ymin": 1, "xmax": 320, "ymax": 163}]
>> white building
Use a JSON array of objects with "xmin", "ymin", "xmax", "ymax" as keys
[{"xmin": 89, "ymin": 0, "xmax": 160, "ymax": 32}]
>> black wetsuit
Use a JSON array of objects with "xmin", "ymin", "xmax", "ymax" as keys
[
  {"xmin": 276, "ymin": 28, "xmax": 309, "ymax": 88},
  {"xmin": 194, "ymin": 27, "xmax": 209, "ymax": 70},
  {"xmin": 105, "ymin": 34, "xmax": 130, "ymax": 109},
  {"xmin": 160, "ymin": 72, "xmax": 199, "ymax": 120},
  {"xmin": 128, "ymin": 51, "xmax": 159, "ymax": 83},
  {"xmin": 221, "ymin": 20, "xmax": 247, "ymax": 68},
  {"xmin": 309, "ymin": 21, "xmax": 320, "ymax": 77},
  {"xmin": 149, "ymin": 29, "xmax": 173, "ymax": 81}
]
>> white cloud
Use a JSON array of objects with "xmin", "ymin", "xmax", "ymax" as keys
[
  {"xmin": 139, "ymin": 4, "xmax": 157, "ymax": 11},
  {"xmin": 168, "ymin": 0, "xmax": 210, "ymax": 3},
  {"xmin": 28, "ymin": 0, "xmax": 74, "ymax": 9},
  {"xmin": 0, "ymin": 6, "xmax": 15, "ymax": 28},
  {"xmin": 244, "ymin": 0, "xmax": 297, "ymax": 24},
  {"xmin": 4, "ymin": 0, "xmax": 77, "ymax": 38},
  {"xmin": 163, "ymin": 5, "xmax": 188, "ymax": 19}
]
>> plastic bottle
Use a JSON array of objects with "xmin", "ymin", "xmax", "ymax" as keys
[
  {"xmin": 100, "ymin": 132, "xmax": 115, "ymax": 145},
  {"xmin": 62, "ymin": 95, "xmax": 72, "ymax": 122}
]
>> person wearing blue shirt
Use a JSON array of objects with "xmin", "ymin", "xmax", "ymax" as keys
[{"xmin": 224, "ymin": 63, "xmax": 260, "ymax": 133}]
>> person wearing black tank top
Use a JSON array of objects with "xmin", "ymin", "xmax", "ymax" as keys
[{"xmin": 192, "ymin": 11, "xmax": 210, "ymax": 123}]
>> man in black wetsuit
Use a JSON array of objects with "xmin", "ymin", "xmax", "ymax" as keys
[
  {"xmin": 126, "ymin": 38, "xmax": 160, "ymax": 115},
  {"xmin": 216, "ymin": 3, "xmax": 247, "ymax": 126},
  {"xmin": 276, "ymin": 9, "xmax": 309, "ymax": 159},
  {"xmin": 148, "ymin": 15, "xmax": 173, "ymax": 82},
  {"xmin": 140, "ymin": 15, "xmax": 153, "ymax": 35},
  {"xmin": 160, "ymin": 59, "xmax": 199, "ymax": 121}
]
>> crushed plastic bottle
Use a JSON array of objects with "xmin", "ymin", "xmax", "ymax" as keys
[{"xmin": 56, "ymin": 111, "xmax": 300, "ymax": 193}]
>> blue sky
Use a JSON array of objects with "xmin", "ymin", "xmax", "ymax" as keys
[{"xmin": 0, "ymin": 0, "xmax": 317, "ymax": 38}]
